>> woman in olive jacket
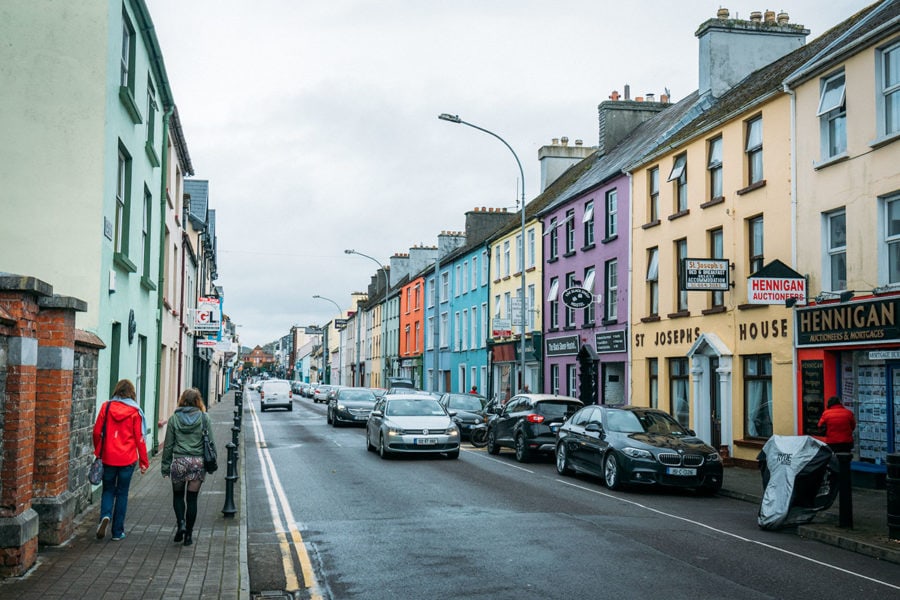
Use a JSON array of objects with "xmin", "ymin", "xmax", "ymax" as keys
[{"xmin": 161, "ymin": 388, "xmax": 217, "ymax": 547}]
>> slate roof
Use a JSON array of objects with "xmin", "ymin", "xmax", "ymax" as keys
[{"xmin": 184, "ymin": 179, "xmax": 209, "ymax": 228}]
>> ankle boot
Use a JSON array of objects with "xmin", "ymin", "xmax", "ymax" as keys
[
  {"xmin": 183, "ymin": 531, "xmax": 193, "ymax": 547},
  {"xmin": 174, "ymin": 520, "xmax": 186, "ymax": 543}
]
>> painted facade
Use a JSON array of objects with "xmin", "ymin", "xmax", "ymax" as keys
[{"xmin": 398, "ymin": 275, "xmax": 427, "ymax": 388}]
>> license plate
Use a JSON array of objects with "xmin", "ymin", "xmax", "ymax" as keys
[
  {"xmin": 355, "ymin": 415, "xmax": 367, "ymax": 420},
  {"xmin": 666, "ymin": 467, "xmax": 697, "ymax": 476},
  {"xmin": 415, "ymin": 438, "xmax": 438, "ymax": 446}
]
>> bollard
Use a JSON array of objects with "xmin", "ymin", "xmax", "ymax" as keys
[
  {"xmin": 234, "ymin": 389, "xmax": 243, "ymax": 406},
  {"xmin": 232, "ymin": 425, "xmax": 241, "ymax": 448},
  {"xmin": 837, "ymin": 452, "xmax": 853, "ymax": 529},
  {"xmin": 233, "ymin": 410, "xmax": 241, "ymax": 431},
  {"xmin": 888, "ymin": 453, "xmax": 900, "ymax": 540},
  {"xmin": 221, "ymin": 442, "xmax": 237, "ymax": 518}
]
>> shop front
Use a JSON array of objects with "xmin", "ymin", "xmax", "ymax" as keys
[
  {"xmin": 398, "ymin": 356, "xmax": 424, "ymax": 389},
  {"xmin": 489, "ymin": 334, "xmax": 541, "ymax": 399},
  {"xmin": 795, "ymin": 296, "xmax": 900, "ymax": 478}
]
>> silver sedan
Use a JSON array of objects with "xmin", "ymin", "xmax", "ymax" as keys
[{"xmin": 366, "ymin": 395, "xmax": 460, "ymax": 459}]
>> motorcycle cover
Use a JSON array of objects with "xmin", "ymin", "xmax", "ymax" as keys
[{"xmin": 757, "ymin": 435, "xmax": 839, "ymax": 530}]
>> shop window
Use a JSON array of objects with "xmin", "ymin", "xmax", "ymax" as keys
[
  {"xmin": 551, "ymin": 364, "xmax": 560, "ymax": 395},
  {"xmin": 669, "ymin": 358, "xmax": 690, "ymax": 427},
  {"xmin": 648, "ymin": 358, "xmax": 658, "ymax": 409},
  {"xmin": 744, "ymin": 354, "xmax": 773, "ymax": 439}
]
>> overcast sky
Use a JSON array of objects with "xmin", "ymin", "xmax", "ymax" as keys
[{"xmin": 149, "ymin": 0, "xmax": 874, "ymax": 349}]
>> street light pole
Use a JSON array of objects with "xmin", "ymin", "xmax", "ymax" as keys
[
  {"xmin": 345, "ymin": 249, "xmax": 390, "ymax": 387},
  {"xmin": 313, "ymin": 294, "xmax": 343, "ymax": 386},
  {"xmin": 438, "ymin": 113, "xmax": 528, "ymax": 394}
]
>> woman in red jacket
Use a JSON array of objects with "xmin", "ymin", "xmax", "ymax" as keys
[
  {"xmin": 92, "ymin": 379, "xmax": 149, "ymax": 541},
  {"xmin": 818, "ymin": 395, "xmax": 857, "ymax": 454}
]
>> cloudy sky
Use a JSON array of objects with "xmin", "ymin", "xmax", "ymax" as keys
[{"xmin": 149, "ymin": 0, "xmax": 874, "ymax": 348}]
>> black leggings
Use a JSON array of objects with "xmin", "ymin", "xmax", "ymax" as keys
[{"xmin": 172, "ymin": 481, "xmax": 202, "ymax": 532}]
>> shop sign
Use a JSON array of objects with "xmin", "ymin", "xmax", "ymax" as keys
[
  {"xmin": 748, "ymin": 259, "xmax": 806, "ymax": 304},
  {"xmin": 562, "ymin": 287, "xmax": 593, "ymax": 309},
  {"xmin": 796, "ymin": 297, "xmax": 900, "ymax": 347},
  {"xmin": 304, "ymin": 326, "xmax": 323, "ymax": 335},
  {"xmin": 869, "ymin": 350, "xmax": 900, "ymax": 360},
  {"xmin": 194, "ymin": 297, "xmax": 221, "ymax": 332},
  {"xmin": 196, "ymin": 339, "xmax": 217, "ymax": 348},
  {"xmin": 334, "ymin": 318, "xmax": 348, "ymax": 330},
  {"xmin": 492, "ymin": 318, "xmax": 511, "ymax": 337},
  {"xmin": 595, "ymin": 330, "xmax": 626, "ymax": 353},
  {"xmin": 546, "ymin": 335, "xmax": 579, "ymax": 356},
  {"xmin": 680, "ymin": 258, "xmax": 729, "ymax": 291}
]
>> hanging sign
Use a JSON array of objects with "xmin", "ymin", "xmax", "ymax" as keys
[
  {"xmin": 194, "ymin": 297, "xmax": 221, "ymax": 332},
  {"xmin": 680, "ymin": 258, "xmax": 730, "ymax": 291},
  {"xmin": 562, "ymin": 287, "xmax": 593, "ymax": 309}
]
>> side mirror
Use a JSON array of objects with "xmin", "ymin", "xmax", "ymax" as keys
[
  {"xmin": 448, "ymin": 410, "xmax": 458, "ymax": 418},
  {"xmin": 687, "ymin": 429, "xmax": 696, "ymax": 436},
  {"xmin": 371, "ymin": 410, "xmax": 383, "ymax": 417},
  {"xmin": 585, "ymin": 423, "xmax": 604, "ymax": 436}
]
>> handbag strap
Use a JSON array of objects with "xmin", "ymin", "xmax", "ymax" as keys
[
  {"xmin": 202, "ymin": 412, "xmax": 210, "ymax": 436},
  {"xmin": 98, "ymin": 402, "xmax": 110, "ymax": 459}
]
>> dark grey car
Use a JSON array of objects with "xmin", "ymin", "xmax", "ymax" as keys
[
  {"xmin": 327, "ymin": 387, "xmax": 377, "ymax": 427},
  {"xmin": 486, "ymin": 394, "xmax": 582, "ymax": 462}
]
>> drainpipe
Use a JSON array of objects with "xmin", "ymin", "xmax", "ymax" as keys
[{"xmin": 784, "ymin": 81, "xmax": 800, "ymax": 434}]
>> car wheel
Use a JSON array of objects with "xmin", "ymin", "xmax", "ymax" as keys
[
  {"xmin": 604, "ymin": 452, "xmax": 623, "ymax": 490},
  {"xmin": 332, "ymin": 416, "xmax": 342, "ymax": 428},
  {"xmin": 378, "ymin": 434, "xmax": 391, "ymax": 459},
  {"xmin": 326, "ymin": 409, "xmax": 332, "ymax": 424},
  {"xmin": 289, "ymin": 403, "xmax": 293, "ymax": 412},
  {"xmin": 366, "ymin": 432, "xmax": 375, "ymax": 452},
  {"xmin": 445, "ymin": 450, "xmax": 460, "ymax": 459},
  {"xmin": 260, "ymin": 405, "xmax": 267, "ymax": 413},
  {"xmin": 486, "ymin": 430, "xmax": 500, "ymax": 455},
  {"xmin": 556, "ymin": 443, "xmax": 574, "ymax": 476},
  {"xmin": 514, "ymin": 434, "xmax": 533, "ymax": 463}
]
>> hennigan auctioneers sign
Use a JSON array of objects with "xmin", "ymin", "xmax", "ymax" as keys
[{"xmin": 747, "ymin": 259, "xmax": 806, "ymax": 305}]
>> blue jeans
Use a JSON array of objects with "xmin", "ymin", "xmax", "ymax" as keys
[{"xmin": 100, "ymin": 463, "xmax": 135, "ymax": 537}]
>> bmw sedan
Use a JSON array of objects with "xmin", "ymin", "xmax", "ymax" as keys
[
  {"xmin": 366, "ymin": 395, "xmax": 460, "ymax": 459},
  {"xmin": 328, "ymin": 387, "xmax": 378, "ymax": 426},
  {"xmin": 555, "ymin": 405, "xmax": 723, "ymax": 494}
]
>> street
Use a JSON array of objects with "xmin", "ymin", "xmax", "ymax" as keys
[{"xmin": 243, "ymin": 392, "xmax": 900, "ymax": 600}]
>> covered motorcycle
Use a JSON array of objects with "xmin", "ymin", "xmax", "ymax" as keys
[{"xmin": 757, "ymin": 435, "xmax": 839, "ymax": 530}]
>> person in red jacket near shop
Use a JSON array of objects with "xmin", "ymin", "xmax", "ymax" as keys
[
  {"xmin": 818, "ymin": 395, "xmax": 856, "ymax": 454},
  {"xmin": 92, "ymin": 379, "xmax": 149, "ymax": 541}
]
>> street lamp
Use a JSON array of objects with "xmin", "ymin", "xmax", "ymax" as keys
[
  {"xmin": 345, "ymin": 249, "xmax": 391, "ymax": 387},
  {"xmin": 313, "ymin": 294, "xmax": 344, "ymax": 385},
  {"xmin": 438, "ymin": 113, "xmax": 528, "ymax": 394}
]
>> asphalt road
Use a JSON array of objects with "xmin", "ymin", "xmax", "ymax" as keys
[{"xmin": 243, "ymin": 391, "xmax": 900, "ymax": 600}]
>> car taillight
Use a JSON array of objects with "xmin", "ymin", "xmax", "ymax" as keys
[
  {"xmin": 259, "ymin": 390, "xmax": 265, "ymax": 399},
  {"xmin": 526, "ymin": 413, "xmax": 544, "ymax": 424},
  {"xmin": 289, "ymin": 391, "xmax": 293, "ymax": 398}
]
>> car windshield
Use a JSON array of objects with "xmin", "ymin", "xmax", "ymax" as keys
[
  {"xmin": 446, "ymin": 395, "xmax": 484, "ymax": 411},
  {"xmin": 341, "ymin": 390, "xmax": 376, "ymax": 401},
  {"xmin": 606, "ymin": 410, "xmax": 686, "ymax": 435},
  {"xmin": 538, "ymin": 401, "xmax": 581, "ymax": 419},
  {"xmin": 386, "ymin": 399, "xmax": 446, "ymax": 417}
]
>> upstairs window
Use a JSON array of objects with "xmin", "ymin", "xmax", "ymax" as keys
[
  {"xmin": 818, "ymin": 72, "xmax": 846, "ymax": 159},
  {"xmin": 604, "ymin": 259, "xmax": 618, "ymax": 321},
  {"xmin": 583, "ymin": 267, "xmax": 595, "ymax": 325},
  {"xmin": 649, "ymin": 167, "xmax": 660, "ymax": 222},
  {"xmin": 583, "ymin": 200, "xmax": 595, "ymax": 246},
  {"xmin": 547, "ymin": 278, "xmax": 559, "ymax": 329},
  {"xmin": 646, "ymin": 247, "xmax": 659, "ymax": 316},
  {"xmin": 709, "ymin": 228, "xmax": 724, "ymax": 308},
  {"xmin": 879, "ymin": 42, "xmax": 900, "ymax": 137},
  {"xmin": 885, "ymin": 196, "xmax": 900, "ymax": 284},
  {"xmin": 503, "ymin": 240, "xmax": 510, "ymax": 277},
  {"xmin": 826, "ymin": 210, "xmax": 847, "ymax": 291},
  {"xmin": 605, "ymin": 189, "xmax": 618, "ymax": 239},
  {"xmin": 549, "ymin": 217, "xmax": 559, "ymax": 259},
  {"xmin": 565, "ymin": 209, "xmax": 576, "ymax": 253},
  {"xmin": 527, "ymin": 228, "xmax": 536, "ymax": 268},
  {"xmin": 668, "ymin": 154, "xmax": 687, "ymax": 213},
  {"xmin": 564, "ymin": 272, "xmax": 576, "ymax": 327},
  {"xmin": 675, "ymin": 239, "xmax": 688, "ymax": 311},
  {"xmin": 749, "ymin": 216, "xmax": 765, "ymax": 275},
  {"xmin": 746, "ymin": 117, "xmax": 763, "ymax": 184},
  {"xmin": 708, "ymin": 136, "xmax": 723, "ymax": 199}
]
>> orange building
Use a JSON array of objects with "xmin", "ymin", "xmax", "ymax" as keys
[
  {"xmin": 246, "ymin": 345, "xmax": 275, "ymax": 368},
  {"xmin": 398, "ymin": 274, "xmax": 426, "ymax": 387}
]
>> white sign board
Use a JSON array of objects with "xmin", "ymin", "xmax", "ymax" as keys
[
  {"xmin": 492, "ymin": 318, "xmax": 511, "ymax": 337},
  {"xmin": 748, "ymin": 277, "xmax": 806, "ymax": 305},
  {"xmin": 194, "ymin": 297, "xmax": 222, "ymax": 332}
]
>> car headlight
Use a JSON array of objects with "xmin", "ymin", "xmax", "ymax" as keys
[
  {"xmin": 622, "ymin": 447, "xmax": 653, "ymax": 459},
  {"xmin": 386, "ymin": 426, "xmax": 403, "ymax": 436},
  {"xmin": 707, "ymin": 452, "xmax": 722, "ymax": 462},
  {"xmin": 337, "ymin": 403, "xmax": 346, "ymax": 411},
  {"xmin": 447, "ymin": 426, "xmax": 459, "ymax": 436}
]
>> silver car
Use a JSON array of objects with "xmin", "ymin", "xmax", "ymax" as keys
[{"xmin": 366, "ymin": 395, "xmax": 460, "ymax": 459}]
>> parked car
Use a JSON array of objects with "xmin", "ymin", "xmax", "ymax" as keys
[
  {"xmin": 486, "ymin": 394, "xmax": 582, "ymax": 462},
  {"xmin": 291, "ymin": 380, "xmax": 304, "ymax": 394},
  {"xmin": 366, "ymin": 395, "xmax": 460, "ymax": 459},
  {"xmin": 438, "ymin": 393, "xmax": 487, "ymax": 439},
  {"xmin": 312, "ymin": 384, "xmax": 333, "ymax": 403},
  {"xmin": 259, "ymin": 379, "xmax": 293, "ymax": 412},
  {"xmin": 328, "ymin": 387, "xmax": 378, "ymax": 426},
  {"xmin": 387, "ymin": 377, "xmax": 416, "ymax": 389},
  {"xmin": 555, "ymin": 405, "xmax": 723, "ymax": 494}
]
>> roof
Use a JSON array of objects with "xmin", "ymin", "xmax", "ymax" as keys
[{"xmin": 183, "ymin": 179, "xmax": 209, "ymax": 227}]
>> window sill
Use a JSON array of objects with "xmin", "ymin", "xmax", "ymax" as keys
[
  {"xmin": 562, "ymin": 251, "xmax": 576, "ymax": 258},
  {"xmin": 525, "ymin": 266, "xmax": 536, "ymax": 273},
  {"xmin": 145, "ymin": 141, "xmax": 160, "ymax": 168},
  {"xmin": 601, "ymin": 234, "xmax": 618, "ymax": 244},
  {"xmin": 737, "ymin": 303, "xmax": 766, "ymax": 310},
  {"xmin": 547, "ymin": 257, "xmax": 558, "ymax": 264},
  {"xmin": 734, "ymin": 438, "xmax": 766, "ymax": 450},
  {"xmin": 667, "ymin": 310, "xmax": 691, "ymax": 319},
  {"xmin": 547, "ymin": 327, "xmax": 560, "ymax": 333},
  {"xmin": 140, "ymin": 275, "xmax": 157, "ymax": 291},
  {"xmin": 581, "ymin": 243, "xmax": 596, "ymax": 252},
  {"xmin": 667, "ymin": 210, "xmax": 690, "ymax": 221},
  {"xmin": 502, "ymin": 276, "xmax": 511, "ymax": 281},
  {"xmin": 869, "ymin": 130, "xmax": 900, "ymax": 150},
  {"xmin": 493, "ymin": 279, "xmax": 502, "ymax": 284},
  {"xmin": 640, "ymin": 315, "xmax": 661, "ymax": 323},
  {"xmin": 641, "ymin": 220, "xmax": 661, "ymax": 230},
  {"xmin": 736, "ymin": 180, "xmax": 766, "ymax": 195},
  {"xmin": 702, "ymin": 306, "xmax": 726, "ymax": 315},
  {"xmin": 601, "ymin": 318, "xmax": 618, "ymax": 326},
  {"xmin": 813, "ymin": 153, "xmax": 849, "ymax": 171},
  {"xmin": 119, "ymin": 86, "xmax": 143, "ymax": 124},
  {"xmin": 113, "ymin": 252, "xmax": 137, "ymax": 273},
  {"xmin": 700, "ymin": 196, "xmax": 725, "ymax": 209},
  {"xmin": 582, "ymin": 321, "xmax": 596, "ymax": 328},
  {"xmin": 562, "ymin": 325, "xmax": 577, "ymax": 331}
]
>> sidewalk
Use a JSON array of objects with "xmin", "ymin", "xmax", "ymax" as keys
[
  {"xmin": 0, "ymin": 390, "xmax": 249, "ymax": 600},
  {"xmin": 719, "ymin": 463, "xmax": 900, "ymax": 565}
]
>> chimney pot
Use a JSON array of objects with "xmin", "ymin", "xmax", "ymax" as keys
[
  {"xmin": 717, "ymin": 7, "xmax": 730, "ymax": 19},
  {"xmin": 609, "ymin": 90, "xmax": 620, "ymax": 101},
  {"xmin": 575, "ymin": 139, "xmax": 583, "ymax": 146},
  {"xmin": 661, "ymin": 93, "xmax": 669, "ymax": 103},
  {"xmin": 635, "ymin": 96, "xmax": 644, "ymax": 102},
  {"xmin": 777, "ymin": 11, "xmax": 789, "ymax": 24},
  {"xmin": 561, "ymin": 136, "xmax": 569, "ymax": 146},
  {"xmin": 552, "ymin": 138, "xmax": 559, "ymax": 145},
  {"xmin": 750, "ymin": 11, "xmax": 762, "ymax": 22},
  {"xmin": 624, "ymin": 84, "xmax": 631, "ymax": 100},
  {"xmin": 646, "ymin": 93, "xmax": 655, "ymax": 102},
  {"xmin": 764, "ymin": 10, "xmax": 776, "ymax": 24}
]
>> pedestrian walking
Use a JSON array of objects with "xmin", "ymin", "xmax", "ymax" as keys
[
  {"xmin": 818, "ymin": 395, "xmax": 857, "ymax": 454},
  {"xmin": 469, "ymin": 386, "xmax": 478, "ymax": 395},
  {"xmin": 92, "ymin": 379, "xmax": 149, "ymax": 541},
  {"xmin": 161, "ymin": 388, "xmax": 217, "ymax": 547}
]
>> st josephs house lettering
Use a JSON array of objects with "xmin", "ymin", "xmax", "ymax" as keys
[{"xmin": 739, "ymin": 318, "xmax": 789, "ymax": 340}]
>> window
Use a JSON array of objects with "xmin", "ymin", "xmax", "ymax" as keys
[
  {"xmin": 564, "ymin": 273, "xmax": 576, "ymax": 327},
  {"xmin": 415, "ymin": 321, "xmax": 421, "ymax": 352},
  {"xmin": 440, "ymin": 312, "xmax": 448, "ymax": 348},
  {"xmin": 503, "ymin": 292, "xmax": 511, "ymax": 320},
  {"xmin": 494, "ymin": 246, "xmax": 501, "ymax": 279},
  {"xmin": 454, "ymin": 312, "xmax": 461, "ymax": 350},
  {"xmin": 648, "ymin": 359, "xmax": 658, "ymax": 409},
  {"xmin": 455, "ymin": 265, "xmax": 461, "ymax": 297},
  {"xmin": 710, "ymin": 228, "xmax": 724, "ymax": 307},
  {"xmin": 146, "ymin": 78, "xmax": 157, "ymax": 145},
  {"xmin": 464, "ymin": 260, "xmax": 470, "ymax": 292},
  {"xmin": 604, "ymin": 259, "xmax": 618, "ymax": 321},
  {"xmin": 668, "ymin": 154, "xmax": 687, "ymax": 213},
  {"xmin": 885, "ymin": 196, "xmax": 900, "ymax": 284},
  {"xmin": 566, "ymin": 364, "xmax": 577, "ymax": 397},
  {"xmin": 826, "ymin": 210, "xmax": 847, "ymax": 290},
  {"xmin": 120, "ymin": 13, "xmax": 134, "ymax": 90},
  {"xmin": 527, "ymin": 284, "xmax": 535, "ymax": 329},
  {"xmin": 583, "ymin": 267, "xmax": 595, "ymax": 325},
  {"xmin": 675, "ymin": 239, "xmax": 688, "ymax": 311},
  {"xmin": 746, "ymin": 117, "xmax": 763, "ymax": 184},
  {"xmin": 565, "ymin": 209, "xmax": 576, "ymax": 253},
  {"xmin": 749, "ymin": 216, "xmax": 764, "ymax": 275},
  {"xmin": 669, "ymin": 358, "xmax": 690, "ymax": 427},
  {"xmin": 527, "ymin": 228, "xmax": 536, "ymax": 268},
  {"xmin": 471, "ymin": 256, "xmax": 478, "ymax": 290},
  {"xmin": 879, "ymin": 42, "xmax": 900, "ymax": 137},
  {"xmin": 494, "ymin": 294, "xmax": 501, "ymax": 317},
  {"xmin": 744, "ymin": 355, "xmax": 772, "ymax": 438},
  {"xmin": 649, "ymin": 167, "xmax": 660, "ymax": 222},
  {"xmin": 482, "ymin": 250, "xmax": 489, "ymax": 283},
  {"xmin": 548, "ymin": 277, "xmax": 559, "ymax": 329},
  {"xmin": 440, "ymin": 272, "xmax": 449, "ymax": 302},
  {"xmin": 414, "ymin": 284, "xmax": 420, "ymax": 309},
  {"xmin": 141, "ymin": 187, "xmax": 152, "ymax": 277},
  {"xmin": 516, "ymin": 234, "xmax": 523, "ymax": 273},
  {"xmin": 604, "ymin": 190, "xmax": 618, "ymax": 239},
  {"xmin": 503, "ymin": 240, "xmax": 510, "ymax": 277},
  {"xmin": 549, "ymin": 217, "xmax": 559, "ymax": 259},
  {"xmin": 647, "ymin": 248, "xmax": 659, "ymax": 316},
  {"xmin": 114, "ymin": 146, "xmax": 131, "ymax": 256},
  {"xmin": 481, "ymin": 302, "xmax": 488, "ymax": 346},
  {"xmin": 708, "ymin": 136, "xmax": 723, "ymax": 199},
  {"xmin": 427, "ymin": 278, "xmax": 435, "ymax": 307},
  {"xmin": 818, "ymin": 72, "xmax": 846, "ymax": 159},
  {"xmin": 583, "ymin": 201, "xmax": 595, "ymax": 247},
  {"xmin": 551, "ymin": 364, "xmax": 560, "ymax": 395}
]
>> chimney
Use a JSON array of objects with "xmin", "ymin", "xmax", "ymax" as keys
[
  {"xmin": 596, "ymin": 88, "xmax": 669, "ymax": 155},
  {"xmin": 624, "ymin": 84, "xmax": 631, "ymax": 100},
  {"xmin": 609, "ymin": 90, "xmax": 620, "ymax": 101},
  {"xmin": 696, "ymin": 8, "xmax": 808, "ymax": 98},
  {"xmin": 646, "ymin": 93, "xmax": 655, "ymax": 102},
  {"xmin": 538, "ymin": 135, "xmax": 593, "ymax": 192},
  {"xmin": 465, "ymin": 206, "xmax": 516, "ymax": 242}
]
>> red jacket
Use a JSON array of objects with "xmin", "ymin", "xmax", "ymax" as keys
[
  {"xmin": 817, "ymin": 405, "xmax": 856, "ymax": 445},
  {"xmin": 93, "ymin": 401, "xmax": 149, "ymax": 469}
]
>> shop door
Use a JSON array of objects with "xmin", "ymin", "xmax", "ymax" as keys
[
  {"xmin": 890, "ymin": 364, "xmax": 900, "ymax": 454},
  {"xmin": 709, "ymin": 357, "xmax": 721, "ymax": 449}
]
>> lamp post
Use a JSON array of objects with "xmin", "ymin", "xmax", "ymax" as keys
[
  {"xmin": 313, "ymin": 294, "xmax": 343, "ymax": 386},
  {"xmin": 345, "ymin": 249, "xmax": 390, "ymax": 387},
  {"xmin": 438, "ymin": 113, "xmax": 528, "ymax": 394}
]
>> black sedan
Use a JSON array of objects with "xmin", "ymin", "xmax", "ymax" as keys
[
  {"xmin": 555, "ymin": 405, "xmax": 723, "ymax": 494},
  {"xmin": 438, "ymin": 393, "xmax": 487, "ymax": 439},
  {"xmin": 327, "ymin": 387, "xmax": 378, "ymax": 427}
]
